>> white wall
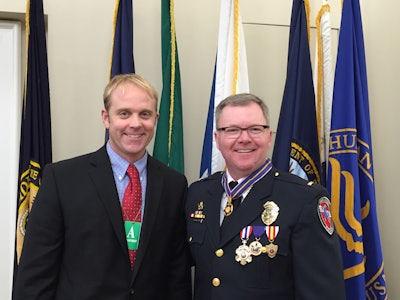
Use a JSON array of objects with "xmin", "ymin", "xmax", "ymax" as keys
[
  {"xmin": 0, "ymin": 0, "xmax": 397, "ymax": 298},
  {"xmin": 0, "ymin": 20, "xmax": 21, "ymax": 300}
]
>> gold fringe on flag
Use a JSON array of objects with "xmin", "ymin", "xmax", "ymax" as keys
[
  {"xmin": 108, "ymin": 0, "xmax": 121, "ymax": 79},
  {"xmin": 315, "ymin": 3, "xmax": 330, "ymax": 156},
  {"xmin": 168, "ymin": 0, "xmax": 177, "ymax": 154},
  {"xmin": 232, "ymin": 0, "xmax": 239, "ymax": 94}
]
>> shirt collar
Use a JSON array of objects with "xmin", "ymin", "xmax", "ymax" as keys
[{"xmin": 106, "ymin": 141, "xmax": 147, "ymax": 180}]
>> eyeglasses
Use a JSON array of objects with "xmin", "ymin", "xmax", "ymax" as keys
[{"xmin": 217, "ymin": 125, "xmax": 270, "ymax": 138}]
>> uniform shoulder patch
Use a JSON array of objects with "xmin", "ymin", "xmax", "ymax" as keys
[
  {"xmin": 194, "ymin": 171, "xmax": 223, "ymax": 183},
  {"xmin": 317, "ymin": 197, "xmax": 334, "ymax": 235}
]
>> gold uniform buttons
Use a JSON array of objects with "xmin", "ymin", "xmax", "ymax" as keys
[
  {"xmin": 212, "ymin": 278, "xmax": 220, "ymax": 287},
  {"xmin": 188, "ymin": 237, "xmax": 193, "ymax": 242},
  {"xmin": 215, "ymin": 249, "xmax": 224, "ymax": 257}
]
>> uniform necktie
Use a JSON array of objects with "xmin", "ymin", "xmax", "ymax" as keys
[
  {"xmin": 229, "ymin": 181, "xmax": 242, "ymax": 211},
  {"xmin": 122, "ymin": 164, "xmax": 142, "ymax": 270}
]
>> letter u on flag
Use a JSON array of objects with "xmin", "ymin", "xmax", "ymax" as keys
[
  {"xmin": 200, "ymin": 0, "xmax": 249, "ymax": 178},
  {"xmin": 326, "ymin": 0, "xmax": 388, "ymax": 299}
]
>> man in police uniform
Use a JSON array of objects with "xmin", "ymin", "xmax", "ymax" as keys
[{"xmin": 186, "ymin": 93, "xmax": 345, "ymax": 299}]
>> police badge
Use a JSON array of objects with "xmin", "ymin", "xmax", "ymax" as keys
[{"xmin": 261, "ymin": 201, "xmax": 279, "ymax": 225}]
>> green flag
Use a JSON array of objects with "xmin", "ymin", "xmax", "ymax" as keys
[{"xmin": 153, "ymin": 0, "xmax": 184, "ymax": 173}]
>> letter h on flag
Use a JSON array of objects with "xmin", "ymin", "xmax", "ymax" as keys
[{"xmin": 326, "ymin": 0, "xmax": 388, "ymax": 299}]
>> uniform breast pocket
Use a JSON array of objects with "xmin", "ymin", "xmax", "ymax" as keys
[
  {"xmin": 187, "ymin": 221, "xmax": 207, "ymax": 263},
  {"xmin": 187, "ymin": 221, "xmax": 206, "ymax": 245},
  {"xmin": 245, "ymin": 230, "xmax": 291, "ymax": 288}
]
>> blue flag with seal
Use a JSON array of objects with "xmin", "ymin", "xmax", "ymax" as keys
[
  {"xmin": 272, "ymin": 0, "xmax": 321, "ymax": 184},
  {"xmin": 326, "ymin": 0, "xmax": 388, "ymax": 299},
  {"xmin": 15, "ymin": 0, "xmax": 52, "ymax": 265}
]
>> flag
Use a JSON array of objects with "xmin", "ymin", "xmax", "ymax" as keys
[
  {"xmin": 327, "ymin": 0, "xmax": 388, "ymax": 298},
  {"xmin": 15, "ymin": 0, "xmax": 52, "ymax": 264},
  {"xmin": 109, "ymin": 0, "xmax": 135, "ymax": 79},
  {"xmin": 106, "ymin": 0, "xmax": 135, "ymax": 141},
  {"xmin": 200, "ymin": 0, "xmax": 249, "ymax": 178},
  {"xmin": 153, "ymin": 0, "xmax": 184, "ymax": 173},
  {"xmin": 314, "ymin": 0, "xmax": 333, "ymax": 185},
  {"xmin": 272, "ymin": 0, "xmax": 321, "ymax": 183}
]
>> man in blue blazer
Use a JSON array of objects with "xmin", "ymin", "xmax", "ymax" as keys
[{"xmin": 14, "ymin": 74, "xmax": 191, "ymax": 300}]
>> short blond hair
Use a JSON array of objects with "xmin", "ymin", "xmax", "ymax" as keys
[{"xmin": 103, "ymin": 73, "xmax": 158, "ymax": 111}]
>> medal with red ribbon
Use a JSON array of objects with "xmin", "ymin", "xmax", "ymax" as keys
[
  {"xmin": 264, "ymin": 225, "xmax": 279, "ymax": 258},
  {"xmin": 235, "ymin": 226, "xmax": 253, "ymax": 265}
]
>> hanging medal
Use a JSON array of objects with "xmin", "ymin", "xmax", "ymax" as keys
[
  {"xmin": 264, "ymin": 225, "xmax": 279, "ymax": 258},
  {"xmin": 222, "ymin": 159, "xmax": 273, "ymax": 217},
  {"xmin": 249, "ymin": 226, "xmax": 265, "ymax": 256},
  {"xmin": 235, "ymin": 226, "xmax": 253, "ymax": 265}
]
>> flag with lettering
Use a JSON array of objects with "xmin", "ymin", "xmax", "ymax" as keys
[
  {"xmin": 200, "ymin": 0, "xmax": 249, "ymax": 178},
  {"xmin": 153, "ymin": 0, "xmax": 184, "ymax": 173},
  {"xmin": 15, "ymin": 0, "xmax": 52, "ymax": 264},
  {"xmin": 272, "ymin": 0, "xmax": 321, "ymax": 183},
  {"xmin": 327, "ymin": 0, "xmax": 388, "ymax": 299}
]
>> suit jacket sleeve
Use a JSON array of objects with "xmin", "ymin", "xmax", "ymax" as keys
[
  {"xmin": 142, "ymin": 157, "xmax": 192, "ymax": 300},
  {"xmin": 166, "ymin": 181, "xmax": 192, "ymax": 300},
  {"xmin": 13, "ymin": 164, "xmax": 63, "ymax": 299}
]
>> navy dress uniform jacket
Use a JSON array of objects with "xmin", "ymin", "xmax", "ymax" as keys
[
  {"xmin": 186, "ymin": 168, "xmax": 346, "ymax": 300},
  {"xmin": 13, "ymin": 146, "xmax": 192, "ymax": 300}
]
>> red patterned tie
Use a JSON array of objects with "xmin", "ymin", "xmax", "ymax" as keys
[{"xmin": 122, "ymin": 164, "xmax": 142, "ymax": 270}]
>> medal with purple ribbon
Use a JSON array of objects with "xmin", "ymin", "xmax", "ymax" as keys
[{"xmin": 249, "ymin": 225, "xmax": 265, "ymax": 256}]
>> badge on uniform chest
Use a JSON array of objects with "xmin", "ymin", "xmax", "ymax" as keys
[{"xmin": 189, "ymin": 201, "xmax": 206, "ymax": 222}]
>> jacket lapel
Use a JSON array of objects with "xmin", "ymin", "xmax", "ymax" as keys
[
  {"xmin": 203, "ymin": 176, "xmax": 225, "ymax": 248},
  {"xmin": 131, "ymin": 156, "xmax": 163, "ymax": 279},
  {"xmin": 88, "ymin": 147, "xmax": 128, "ymax": 259}
]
